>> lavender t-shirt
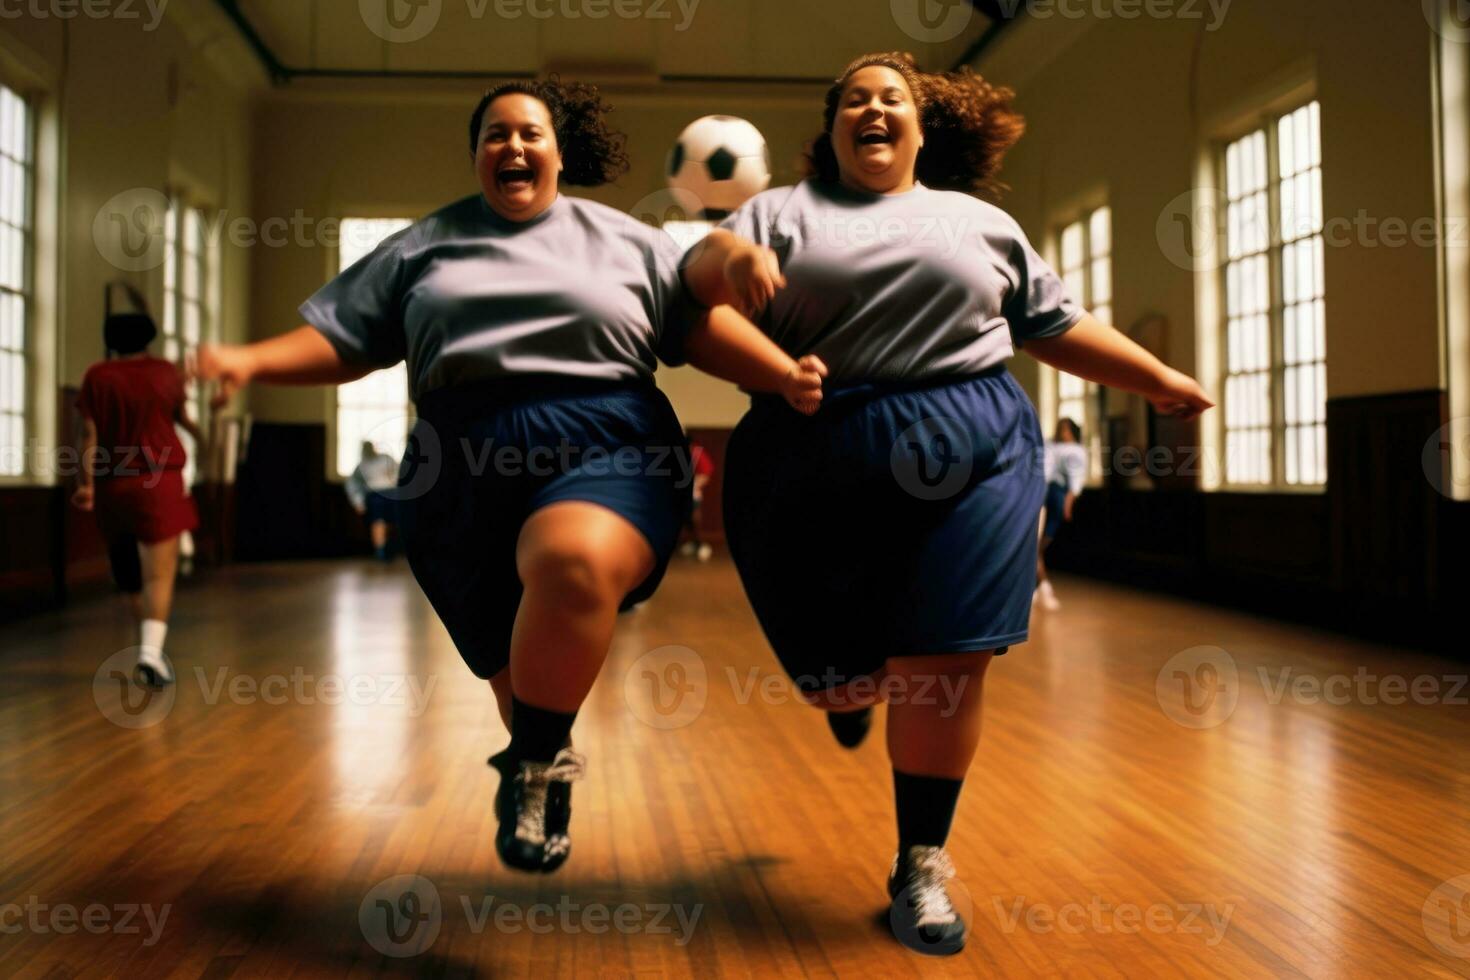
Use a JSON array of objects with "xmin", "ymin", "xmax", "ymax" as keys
[
  {"xmin": 717, "ymin": 179, "xmax": 1084, "ymax": 382},
  {"xmin": 302, "ymin": 193, "xmax": 697, "ymax": 400}
]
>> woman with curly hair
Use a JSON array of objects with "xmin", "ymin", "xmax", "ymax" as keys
[
  {"xmin": 684, "ymin": 53, "xmax": 1213, "ymax": 954},
  {"xmin": 195, "ymin": 78, "xmax": 824, "ymax": 875}
]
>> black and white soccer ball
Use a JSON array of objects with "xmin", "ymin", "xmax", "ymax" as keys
[{"xmin": 666, "ymin": 115, "xmax": 772, "ymax": 217}]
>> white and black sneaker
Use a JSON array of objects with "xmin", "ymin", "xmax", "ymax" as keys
[
  {"xmin": 887, "ymin": 845, "xmax": 966, "ymax": 955},
  {"xmin": 133, "ymin": 649, "xmax": 174, "ymax": 689},
  {"xmin": 487, "ymin": 746, "xmax": 586, "ymax": 873}
]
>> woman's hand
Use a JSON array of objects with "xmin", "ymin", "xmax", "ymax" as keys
[
  {"xmin": 1147, "ymin": 366, "xmax": 1215, "ymax": 421},
  {"xmin": 190, "ymin": 344, "xmax": 256, "ymax": 409},
  {"xmin": 724, "ymin": 242, "xmax": 786, "ymax": 317},
  {"xmin": 71, "ymin": 485, "xmax": 94, "ymax": 511},
  {"xmin": 781, "ymin": 354, "xmax": 827, "ymax": 416}
]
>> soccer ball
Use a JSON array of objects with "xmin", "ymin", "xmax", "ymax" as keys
[{"xmin": 666, "ymin": 115, "xmax": 771, "ymax": 217}]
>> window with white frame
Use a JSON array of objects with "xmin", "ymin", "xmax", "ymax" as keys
[
  {"xmin": 0, "ymin": 84, "xmax": 32, "ymax": 477},
  {"xmin": 335, "ymin": 218, "xmax": 412, "ymax": 478},
  {"xmin": 1055, "ymin": 206, "xmax": 1111, "ymax": 475},
  {"xmin": 1221, "ymin": 100, "xmax": 1325, "ymax": 487},
  {"xmin": 163, "ymin": 199, "xmax": 212, "ymax": 486}
]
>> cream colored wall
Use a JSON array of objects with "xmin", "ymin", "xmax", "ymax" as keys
[
  {"xmin": 0, "ymin": 8, "xmax": 256, "ymax": 484},
  {"xmin": 982, "ymin": 0, "xmax": 1442, "ymax": 408},
  {"xmin": 11, "ymin": 0, "xmax": 1434, "ymax": 453},
  {"xmin": 248, "ymin": 82, "xmax": 828, "ymax": 427}
]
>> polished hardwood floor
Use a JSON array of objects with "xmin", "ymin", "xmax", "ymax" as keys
[{"xmin": 1, "ymin": 555, "xmax": 1468, "ymax": 978}]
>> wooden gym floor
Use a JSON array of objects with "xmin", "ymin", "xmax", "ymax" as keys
[{"xmin": 1, "ymin": 556, "xmax": 1468, "ymax": 978}]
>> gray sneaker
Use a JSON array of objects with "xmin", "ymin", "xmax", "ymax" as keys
[
  {"xmin": 488, "ymin": 746, "xmax": 586, "ymax": 873},
  {"xmin": 887, "ymin": 845, "xmax": 966, "ymax": 955}
]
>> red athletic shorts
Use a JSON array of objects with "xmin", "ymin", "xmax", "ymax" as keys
[{"xmin": 95, "ymin": 471, "xmax": 199, "ymax": 544}]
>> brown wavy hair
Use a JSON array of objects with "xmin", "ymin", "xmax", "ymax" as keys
[
  {"xmin": 804, "ymin": 52, "xmax": 1025, "ymax": 198},
  {"xmin": 468, "ymin": 76, "xmax": 629, "ymax": 186}
]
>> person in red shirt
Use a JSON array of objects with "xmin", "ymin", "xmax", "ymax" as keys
[
  {"xmin": 72, "ymin": 310, "xmax": 202, "ymax": 688},
  {"xmin": 681, "ymin": 436, "xmax": 716, "ymax": 561}
]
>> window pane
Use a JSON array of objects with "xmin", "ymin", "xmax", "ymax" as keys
[
  {"xmin": 341, "ymin": 217, "xmax": 413, "ymax": 268},
  {"xmin": 1279, "ymin": 113, "xmax": 1295, "ymax": 177},
  {"xmin": 336, "ymin": 218, "xmax": 414, "ymax": 477},
  {"xmin": 183, "ymin": 300, "xmax": 200, "ymax": 345},
  {"xmin": 0, "ymin": 84, "xmax": 27, "ymax": 475},
  {"xmin": 0, "ymin": 160, "xmax": 12, "ymax": 227},
  {"xmin": 0, "ymin": 90, "xmax": 14, "ymax": 162},
  {"xmin": 1091, "ymin": 257, "xmax": 1111, "ymax": 306},
  {"xmin": 1089, "ymin": 207, "xmax": 1111, "ymax": 256},
  {"xmin": 0, "ymin": 295, "xmax": 13, "ymax": 351},
  {"xmin": 0, "ymin": 414, "xmax": 20, "ymax": 475},
  {"xmin": 0, "ymin": 227, "xmax": 19, "ymax": 292},
  {"xmin": 1, "ymin": 350, "xmax": 18, "ymax": 411},
  {"xmin": 1061, "ymin": 222, "xmax": 1084, "ymax": 273}
]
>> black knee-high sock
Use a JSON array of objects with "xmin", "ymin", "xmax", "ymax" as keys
[
  {"xmin": 509, "ymin": 696, "xmax": 576, "ymax": 764},
  {"xmin": 893, "ymin": 770, "xmax": 964, "ymax": 852}
]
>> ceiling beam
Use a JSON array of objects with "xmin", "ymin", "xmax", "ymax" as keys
[
  {"xmin": 213, "ymin": 0, "xmax": 540, "ymax": 85},
  {"xmin": 213, "ymin": 0, "xmax": 845, "ymax": 87},
  {"xmin": 952, "ymin": 0, "xmax": 1023, "ymax": 70}
]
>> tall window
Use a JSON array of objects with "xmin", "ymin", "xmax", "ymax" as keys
[
  {"xmin": 1222, "ymin": 100, "xmax": 1325, "ymax": 487},
  {"xmin": 1055, "ymin": 206, "xmax": 1111, "ymax": 476},
  {"xmin": 163, "ymin": 199, "xmax": 212, "ymax": 486},
  {"xmin": 335, "ymin": 218, "xmax": 412, "ymax": 478},
  {"xmin": 0, "ymin": 84, "xmax": 32, "ymax": 477}
]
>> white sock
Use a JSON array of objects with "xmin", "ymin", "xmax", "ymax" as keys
[{"xmin": 140, "ymin": 618, "xmax": 168, "ymax": 654}]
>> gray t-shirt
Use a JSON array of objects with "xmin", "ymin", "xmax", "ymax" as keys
[
  {"xmin": 718, "ymin": 179, "xmax": 1084, "ymax": 381},
  {"xmin": 302, "ymin": 193, "xmax": 697, "ymax": 400}
]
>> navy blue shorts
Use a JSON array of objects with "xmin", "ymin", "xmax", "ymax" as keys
[
  {"xmin": 364, "ymin": 490, "xmax": 397, "ymax": 525},
  {"xmin": 1041, "ymin": 482, "xmax": 1069, "ymax": 540},
  {"xmin": 723, "ymin": 367, "xmax": 1045, "ymax": 693},
  {"xmin": 397, "ymin": 376, "xmax": 693, "ymax": 680}
]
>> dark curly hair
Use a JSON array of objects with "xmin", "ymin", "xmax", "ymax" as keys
[
  {"xmin": 468, "ymin": 77, "xmax": 629, "ymax": 186},
  {"xmin": 804, "ymin": 52, "xmax": 1026, "ymax": 199}
]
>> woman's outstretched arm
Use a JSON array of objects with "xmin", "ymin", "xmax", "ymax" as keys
[
  {"xmin": 194, "ymin": 327, "xmax": 374, "ymax": 407},
  {"xmin": 682, "ymin": 230, "xmax": 785, "ymax": 315},
  {"xmin": 683, "ymin": 305, "xmax": 825, "ymax": 414},
  {"xmin": 1024, "ymin": 314, "xmax": 1215, "ymax": 420}
]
